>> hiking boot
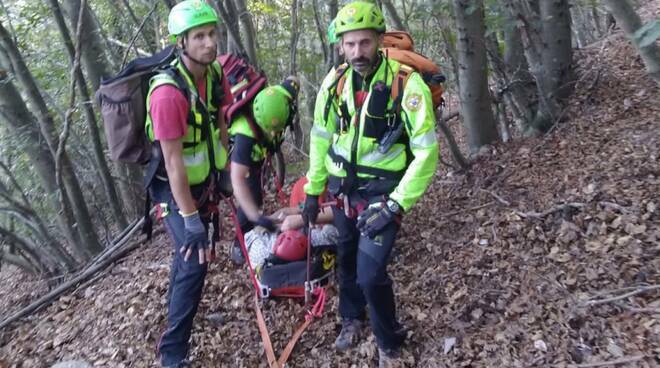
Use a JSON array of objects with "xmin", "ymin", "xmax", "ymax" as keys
[
  {"xmin": 335, "ymin": 318, "xmax": 362, "ymax": 351},
  {"xmin": 230, "ymin": 240, "xmax": 245, "ymax": 265},
  {"xmin": 378, "ymin": 347, "xmax": 403, "ymax": 368}
]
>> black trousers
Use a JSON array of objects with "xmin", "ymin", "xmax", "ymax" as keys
[
  {"xmin": 332, "ymin": 196, "xmax": 405, "ymax": 351},
  {"xmin": 151, "ymin": 179, "xmax": 208, "ymax": 366}
]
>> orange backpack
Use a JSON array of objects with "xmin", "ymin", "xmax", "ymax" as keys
[{"xmin": 333, "ymin": 31, "xmax": 445, "ymax": 111}]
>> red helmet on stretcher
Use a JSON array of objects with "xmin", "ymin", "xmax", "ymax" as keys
[{"xmin": 272, "ymin": 230, "xmax": 308, "ymax": 261}]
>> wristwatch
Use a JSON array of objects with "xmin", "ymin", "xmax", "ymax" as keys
[{"xmin": 386, "ymin": 199, "xmax": 402, "ymax": 215}]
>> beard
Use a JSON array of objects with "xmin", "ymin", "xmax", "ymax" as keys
[
  {"xmin": 350, "ymin": 54, "xmax": 378, "ymax": 74},
  {"xmin": 198, "ymin": 47, "xmax": 217, "ymax": 65}
]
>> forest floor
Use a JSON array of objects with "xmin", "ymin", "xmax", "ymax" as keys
[{"xmin": 1, "ymin": 9, "xmax": 659, "ymax": 368}]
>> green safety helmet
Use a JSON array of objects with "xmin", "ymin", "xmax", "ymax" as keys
[
  {"xmin": 327, "ymin": 19, "xmax": 338, "ymax": 44},
  {"xmin": 252, "ymin": 85, "xmax": 295, "ymax": 135},
  {"xmin": 168, "ymin": 0, "xmax": 219, "ymax": 43},
  {"xmin": 334, "ymin": 1, "xmax": 386, "ymax": 37}
]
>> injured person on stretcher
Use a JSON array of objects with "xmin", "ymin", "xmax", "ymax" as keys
[{"xmin": 243, "ymin": 177, "xmax": 338, "ymax": 270}]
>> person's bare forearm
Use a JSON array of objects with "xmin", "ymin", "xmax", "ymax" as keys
[{"xmin": 317, "ymin": 207, "xmax": 333, "ymax": 224}]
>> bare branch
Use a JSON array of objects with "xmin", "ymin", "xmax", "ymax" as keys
[
  {"xmin": 0, "ymin": 213, "xmax": 151, "ymax": 330},
  {"xmin": 583, "ymin": 285, "xmax": 660, "ymax": 307},
  {"xmin": 120, "ymin": 1, "xmax": 159, "ymax": 69},
  {"xmin": 479, "ymin": 189, "xmax": 511, "ymax": 206},
  {"xmin": 106, "ymin": 37, "xmax": 151, "ymax": 57},
  {"xmin": 55, "ymin": 0, "xmax": 86, "ymax": 208},
  {"xmin": 0, "ymin": 160, "xmax": 32, "ymax": 210}
]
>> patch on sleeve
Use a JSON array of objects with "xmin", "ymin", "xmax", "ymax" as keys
[{"xmin": 405, "ymin": 93, "xmax": 423, "ymax": 111}]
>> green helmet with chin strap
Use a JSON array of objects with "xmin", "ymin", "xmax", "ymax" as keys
[
  {"xmin": 168, "ymin": 0, "xmax": 219, "ymax": 43},
  {"xmin": 334, "ymin": 1, "xmax": 386, "ymax": 37}
]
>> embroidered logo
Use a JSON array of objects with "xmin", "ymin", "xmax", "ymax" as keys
[
  {"xmin": 405, "ymin": 93, "xmax": 422, "ymax": 111},
  {"xmin": 192, "ymin": 0, "xmax": 203, "ymax": 10}
]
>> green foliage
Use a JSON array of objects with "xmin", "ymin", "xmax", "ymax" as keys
[{"xmin": 634, "ymin": 19, "xmax": 660, "ymax": 48}]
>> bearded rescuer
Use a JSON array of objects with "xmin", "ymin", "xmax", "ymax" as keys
[{"xmin": 302, "ymin": 2, "xmax": 439, "ymax": 367}]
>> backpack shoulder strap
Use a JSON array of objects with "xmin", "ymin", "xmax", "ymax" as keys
[
  {"xmin": 390, "ymin": 64, "xmax": 414, "ymax": 114},
  {"xmin": 322, "ymin": 63, "xmax": 350, "ymax": 122},
  {"xmin": 334, "ymin": 63, "xmax": 350, "ymax": 99},
  {"xmin": 150, "ymin": 63, "xmax": 190, "ymax": 102},
  {"xmin": 209, "ymin": 60, "xmax": 225, "ymax": 107}
]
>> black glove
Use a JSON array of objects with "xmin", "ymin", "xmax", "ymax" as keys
[
  {"xmin": 253, "ymin": 215, "xmax": 276, "ymax": 232},
  {"xmin": 181, "ymin": 211, "xmax": 209, "ymax": 262},
  {"xmin": 356, "ymin": 202, "xmax": 398, "ymax": 238},
  {"xmin": 302, "ymin": 194, "xmax": 320, "ymax": 225}
]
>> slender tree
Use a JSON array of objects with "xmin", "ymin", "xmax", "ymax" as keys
[
  {"xmin": 512, "ymin": 0, "xmax": 574, "ymax": 134},
  {"xmin": 382, "ymin": 0, "xmax": 408, "ymax": 32},
  {"xmin": 0, "ymin": 56, "xmax": 80, "ymax": 256},
  {"xmin": 61, "ymin": 0, "xmax": 114, "ymax": 91},
  {"xmin": 50, "ymin": 0, "xmax": 128, "ymax": 230},
  {"xmin": 0, "ymin": 20, "xmax": 102, "ymax": 260},
  {"xmin": 452, "ymin": 0, "xmax": 499, "ymax": 153},
  {"xmin": 233, "ymin": 0, "xmax": 259, "ymax": 66}
]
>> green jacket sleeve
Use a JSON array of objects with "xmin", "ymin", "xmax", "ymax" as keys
[
  {"xmin": 304, "ymin": 70, "xmax": 337, "ymax": 196},
  {"xmin": 389, "ymin": 72, "xmax": 439, "ymax": 212}
]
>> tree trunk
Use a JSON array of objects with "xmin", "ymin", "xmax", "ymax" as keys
[
  {"xmin": 61, "ymin": 0, "xmax": 113, "ymax": 91},
  {"xmin": 328, "ymin": 0, "xmax": 341, "ymax": 67},
  {"xmin": 0, "ymin": 20, "xmax": 102, "ymax": 260},
  {"xmin": 571, "ymin": 6, "xmax": 588, "ymax": 48},
  {"xmin": 0, "ymin": 250, "xmax": 40, "ymax": 275},
  {"xmin": 232, "ymin": 0, "xmax": 259, "ymax": 67},
  {"xmin": 216, "ymin": 19, "xmax": 228, "ymax": 54},
  {"xmin": 116, "ymin": 165, "xmax": 144, "ymax": 219},
  {"xmin": 500, "ymin": 0, "xmax": 536, "ymax": 130},
  {"xmin": 513, "ymin": 0, "xmax": 574, "ymax": 134},
  {"xmin": 452, "ymin": 0, "xmax": 498, "ymax": 153},
  {"xmin": 215, "ymin": 1, "xmax": 246, "ymax": 56},
  {"xmin": 120, "ymin": 0, "xmax": 157, "ymax": 54},
  {"xmin": 603, "ymin": 0, "xmax": 660, "ymax": 86},
  {"xmin": 382, "ymin": 0, "xmax": 408, "ymax": 32},
  {"xmin": 50, "ymin": 0, "xmax": 128, "ymax": 230},
  {"xmin": 0, "ymin": 63, "xmax": 80, "ymax": 258},
  {"xmin": 0, "ymin": 165, "xmax": 77, "ymax": 272},
  {"xmin": 591, "ymin": 4, "xmax": 603, "ymax": 38},
  {"xmin": 484, "ymin": 32, "xmax": 518, "ymax": 140},
  {"xmin": 537, "ymin": 0, "xmax": 574, "ymax": 130},
  {"xmin": 311, "ymin": 0, "xmax": 329, "ymax": 66},
  {"xmin": 289, "ymin": 0, "xmax": 299, "ymax": 75}
]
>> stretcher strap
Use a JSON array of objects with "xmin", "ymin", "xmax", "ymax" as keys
[
  {"xmin": 254, "ymin": 287, "xmax": 328, "ymax": 368},
  {"xmin": 254, "ymin": 295, "xmax": 281, "ymax": 368},
  {"xmin": 228, "ymin": 195, "xmax": 332, "ymax": 368}
]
